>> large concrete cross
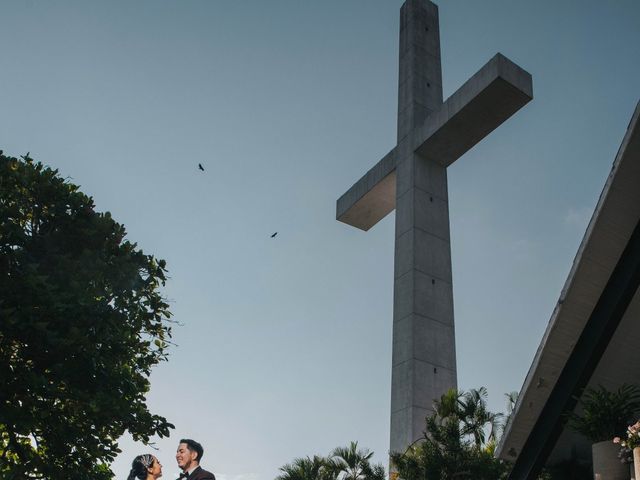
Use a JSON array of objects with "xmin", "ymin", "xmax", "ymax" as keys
[{"xmin": 335, "ymin": 0, "xmax": 532, "ymax": 455}]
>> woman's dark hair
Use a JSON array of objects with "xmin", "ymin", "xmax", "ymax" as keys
[
  {"xmin": 180, "ymin": 438, "xmax": 204, "ymax": 462},
  {"xmin": 127, "ymin": 454, "xmax": 154, "ymax": 480}
]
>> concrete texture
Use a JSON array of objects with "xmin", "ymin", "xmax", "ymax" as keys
[
  {"xmin": 413, "ymin": 53, "xmax": 532, "ymax": 166},
  {"xmin": 335, "ymin": 0, "xmax": 532, "ymax": 458},
  {"xmin": 336, "ymin": 148, "xmax": 397, "ymax": 231}
]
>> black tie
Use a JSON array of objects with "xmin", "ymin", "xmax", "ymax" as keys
[{"xmin": 179, "ymin": 473, "xmax": 189, "ymax": 479}]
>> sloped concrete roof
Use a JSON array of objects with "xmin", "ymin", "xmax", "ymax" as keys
[{"xmin": 496, "ymin": 100, "xmax": 640, "ymax": 474}]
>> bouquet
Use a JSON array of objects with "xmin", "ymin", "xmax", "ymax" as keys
[{"xmin": 613, "ymin": 420, "xmax": 640, "ymax": 464}]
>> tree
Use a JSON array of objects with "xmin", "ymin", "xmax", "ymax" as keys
[
  {"xmin": 390, "ymin": 388, "xmax": 511, "ymax": 480},
  {"xmin": 277, "ymin": 456, "xmax": 334, "ymax": 480},
  {"xmin": 276, "ymin": 443, "xmax": 385, "ymax": 480},
  {"xmin": 0, "ymin": 152, "xmax": 174, "ymax": 479},
  {"xmin": 329, "ymin": 442, "xmax": 385, "ymax": 480},
  {"xmin": 458, "ymin": 387, "xmax": 503, "ymax": 448}
]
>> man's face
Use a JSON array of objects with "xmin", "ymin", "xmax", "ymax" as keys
[{"xmin": 176, "ymin": 443, "xmax": 197, "ymax": 471}]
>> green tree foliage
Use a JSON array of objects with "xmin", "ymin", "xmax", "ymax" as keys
[
  {"xmin": 276, "ymin": 443, "xmax": 385, "ymax": 480},
  {"xmin": 277, "ymin": 455, "xmax": 334, "ymax": 480},
  {"xmin": 457, "ymin": 387, "xmax": 502, "ymax": 449},
  {"xmin": 390, "ymin": 388, "xmax": 511, "ymax": 480},
  {"xmin": 328, "ymin": 442, "xmax": 386, "ymax": 480},
  {"xmin": 0, "ymin": 152, "xmax": 174, "ymax": 479}
]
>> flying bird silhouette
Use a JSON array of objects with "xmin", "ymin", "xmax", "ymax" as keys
[
  {"xmin": 270, "ymin": 232, "xmax": 278, "ymax": 238},
  {"xmin": 198, "ymin": 163, "xmax": 205, "ymax": 171}
]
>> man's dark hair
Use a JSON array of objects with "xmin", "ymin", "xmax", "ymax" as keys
[{"xmin": 180, "ymin": 438, "xmax": 204, "ymax": 463}]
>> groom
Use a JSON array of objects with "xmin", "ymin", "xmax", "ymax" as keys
[{"xmin": 175, "ymin": 438, "xmax": 216, "ymax": 480}]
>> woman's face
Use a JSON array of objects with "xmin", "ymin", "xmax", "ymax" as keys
[{"xmin": 148, "ymin": 456, "xmax": 163, "ymax": 478}]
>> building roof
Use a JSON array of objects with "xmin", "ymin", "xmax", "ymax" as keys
[{"xmin": 496, "ymin": 100, "xmax": 640, "ymax": 479}]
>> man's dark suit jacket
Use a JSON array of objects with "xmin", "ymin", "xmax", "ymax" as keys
[{"xmin": 178, "ymin": 466, "xmax": 216, "ymax": 480}]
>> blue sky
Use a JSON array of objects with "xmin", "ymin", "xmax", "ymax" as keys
[{"xmin": 1, "ymin": 1, "xmax": 639, "ymax": 479}]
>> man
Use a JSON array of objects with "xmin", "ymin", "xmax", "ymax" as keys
[{"xmin": 175, "ymin": 439, "xmax": 216, "ymax": 480}]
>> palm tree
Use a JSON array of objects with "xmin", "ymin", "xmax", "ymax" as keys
[
  {"xmin": 277, "ymin": 455, "xmax": 334, "ymax": 480},
  {"xmin": 433, "ymin": 388, "xmax": 462, "ymax": 420},
  {"xmin": 329, "ymin": 442, "xmax": 385, "ymax": 480},
  {"xmin": 501, "ymin": 390, "xmax": 519, "ymax": 437},
  {"xmin": 391, "ymin": 388, "xmax": 512, "ymax": 480},
  {"xmin": 431, "ymin": 387, "xmax": 502, "ymax": 449},
  {"xmin": 505, "ymin": 391, "xmax": 519, "ymax": 417},
  {"xmin": 458, "ymin": 387, "xmax": 503, "ymax": 448}
]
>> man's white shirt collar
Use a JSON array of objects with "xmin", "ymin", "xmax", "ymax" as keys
[{"xmin": 187, "ymin": 465, "xmax": 199, "ymax": 476}]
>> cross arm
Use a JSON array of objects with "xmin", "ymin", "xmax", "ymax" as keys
[
  {"xmin": 336, "ymin": 54, "xmax": 532, "ymax": 232},
  {"xmin": 412, "ymin": 53, "xmax": 533, "ymax": 166},
  {"xmin": 336, "ymin": 147, "xmax": 398, "ymax": 231}
]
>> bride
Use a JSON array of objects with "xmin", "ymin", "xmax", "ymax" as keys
[{"xmin": 127, "ymin": 454, "xmax": 163, "ymax": 480}]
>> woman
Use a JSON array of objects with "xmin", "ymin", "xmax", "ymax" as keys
[{"xmin": 127, "ymin": 454, "xmax": 163, "ymax": 480}]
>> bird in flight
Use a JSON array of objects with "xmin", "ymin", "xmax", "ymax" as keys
[
  {"xmin": 198, "ymin": 163, "xmax": 205, "ymax": 171},
  {"xmin": 270, "ymin": 232, "xmax": 278, "ymax": 238}
]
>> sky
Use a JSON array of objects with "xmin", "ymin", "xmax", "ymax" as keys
[{"xmin": 1, "ymin": 0, "xmax": 639, "ymax": 479}]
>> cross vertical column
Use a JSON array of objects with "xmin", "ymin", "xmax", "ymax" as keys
[
  {"xmin": 335, "ymin": 0, "xmax": 532, "ymax": 459},
  {"xmin": 390, "ymin": 0, "xmax": 457, "ymax": 454},
  {"xmin": 396, "ymin": 0, "xmax": 442, "ymax": 141}
]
